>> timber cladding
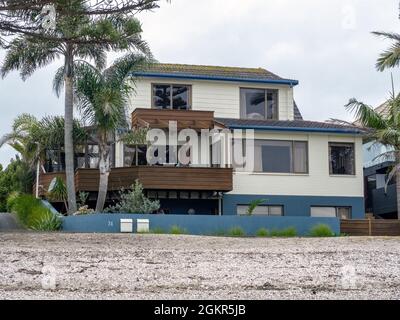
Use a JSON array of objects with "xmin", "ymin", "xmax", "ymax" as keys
[
  {"xmin": 131, "ymin": 108, "xmax": 216, "ymax": 130},
  {"xmin": 341, "ymin": 219, "xmax": 400, "ymax": 236},
  {"xmin": 36, "ymin": 166, "xmax": 233, "ymax": 196}
]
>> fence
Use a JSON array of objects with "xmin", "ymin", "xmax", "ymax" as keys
[
  {"xmin": 341, "ymin": 219, "xmax": 400, "ymax": 236},
  {"xmin": 62, "ymin": 214, "xmax": 340, "ymax": 236}
]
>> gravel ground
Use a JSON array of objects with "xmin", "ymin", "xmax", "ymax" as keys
[{"xmin": 0, "ymin": 233, "xmax": 399, "ymax": 300}]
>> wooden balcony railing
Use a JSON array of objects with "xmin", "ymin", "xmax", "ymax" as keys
[
  {"xmin": 35, "ymin": 166, "xmax": 233, "ymax": 196},
  {"xmin": 131, "ymin": 108, "xmax": 222, "ymax": 130}
]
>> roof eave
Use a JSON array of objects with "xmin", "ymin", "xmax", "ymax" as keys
[
  {"xmin": 226, "ymin": 125, "xmax": 365, "ymax": 135},
  {"xmin": 133, "ymin": 72, "xmax": 299, "ymax": 86}
]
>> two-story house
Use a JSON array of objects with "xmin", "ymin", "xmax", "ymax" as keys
[{"xmin": 37, "ymin": 63, "xmax": 365, "ymax": 219}]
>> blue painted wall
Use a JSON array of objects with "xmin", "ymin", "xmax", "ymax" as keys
[
  {"xmin": 62, "ymin": 214, "xmax": 340, "ymax": 236},
  {"xmin": 223, "ymin": 194, "xmax": 365, "ymax": 219}
]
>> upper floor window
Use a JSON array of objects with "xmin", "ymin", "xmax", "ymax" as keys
[
  {"xmin": 329, "ymin": 142, "xmax": 355, "ymax": 175},
  {"xmin": 254, "ymin": 140, "xmax": 308, "ymax": 174},
  {"xmin": 240, "ymin": 88, "xmax": 278, "ymax": 120},
  {"xmin": 152, "ymin": 84, "xmax": 191, "ymax": 110}
]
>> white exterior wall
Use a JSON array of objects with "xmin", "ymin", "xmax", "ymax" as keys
[
  {"xmin": 129, "ymin": 77, "xmax": 294, "ymax": 120},
  {"xmin": 230, "ymin": 132, "xmax": 364, "ymax": 197}
]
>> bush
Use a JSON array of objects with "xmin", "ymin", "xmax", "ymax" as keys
[
  {"xmin": 30, "ymin": 211, "xmax": 62, "ymax": 231},
  {"xmin": 256, "ymin": 228, "xmax": 269, "ymax": 237},
  {"xmin": 309, "ymin": 224, "xmax": 335, "ymax": 237},
  {"xmin": 6, "ymin": 191, "xmax": 20, "ymax": 212},
  {"xmin": 270, "ymin": 227, "xmax": 297, "ymax": 237},
  {"xmin": 169, "ymin": 225, "xmax": 187, "ymax": 235},
  {"xmin": 107, "ymin": 180, "xmax": 160, "ymax": 214},
  {"xmin": 228, "ymin": 226, "xmax": 246, "ymax": 237},
  {"xmin": 8, "ymin": 193, "xmax": 61, "ymax": 231}
]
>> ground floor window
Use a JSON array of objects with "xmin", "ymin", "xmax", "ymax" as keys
[
  {"xmin": 310, "ymin": 206, "xmax": 352, "ymax": 219},
  {"xmin": 237, "ymin": 205, "xmax": 284, "ymax": 216}
]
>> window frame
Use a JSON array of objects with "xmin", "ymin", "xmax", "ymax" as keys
[
  {"xmin": 237, "ymin": 204, "xmax": 285, "ymax": 216},
  {"xmin": 253, "ymin": 139, "xmax": 309, "ymax": 174},
  {"xmin": 151, "ymin": 83, "xmax": 192, "ymax": 110},
  {"xmin": 329, "ymin": 142, "xmax": 356, "ymax": 176},
  {"xmin": 239, "ymin": 87, "xmax": 279, "ymax": 120}
]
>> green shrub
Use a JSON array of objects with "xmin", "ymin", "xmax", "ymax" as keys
[
  {"xmin": 30, "ymin": 211, "xmax": 62, "ymax": 231},
  {"xmin": 170, "ymin": 225, "xmax": 187, "ymax": 235},
  {"xmin": 107, "ymin": 180, "xmax": 160, "ymax": 214},
  {"xmin": 256, "ymin": 228, "xmax": 269, "ymax": 237},
  {"xmin": 309, "ymin": 224, "xmax": 335, "ymax": 237},
  {"xmin": 228, "ymin": 226, "xmax": 246, "ymax": 237},
  {"xmin": 270, "ymin": 227, "xmax": 297, "ymax": 237},
  {"xmin": 6, "ymin": 191, "xmax": 20, "ymax": 212},
  {"xmin": 8, "ymin": 194, "xmax": 42, "ymax": 227},
  {"xmin": 7, "ymin": 193, "xmax": 61, "ymax": 230}
]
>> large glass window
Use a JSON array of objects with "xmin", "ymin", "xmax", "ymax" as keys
[
  {"xmin": 253, "ymin": 140, "xmax": 308, "ymax": 173},
  {"xmin": 153, "ymin": 84, "xmax": 191, "ymax": 110},
  {"xmin": 240, "ymin": 88, "xmax": 278, "ymax": 120},
  {"xmin": 329, "ymin": 143, "xmax": 355, "ymax": 175}
]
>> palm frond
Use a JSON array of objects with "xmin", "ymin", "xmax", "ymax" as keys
[
  {"xmin": 1, "ymin": 36, "xmax": 61, "ymax": 80},
  {"xmin": 376, "ymin": 43, "xmax": 400, "ymax": 71},
  {"xmin": 345, "ymin": 98, "xmax": 387, "ymax": 130}
]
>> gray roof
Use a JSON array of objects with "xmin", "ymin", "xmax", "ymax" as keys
[
  {"xmin": 293, "ymin": 101, "xmax": 303, "ymax": 120},
  {"xmin": 216, "ymin": 118, "xmax": 366, "ymax": 134},
  {"xmin": 135, "ymin": 63, "xmax": 298, "ymax": 85}
]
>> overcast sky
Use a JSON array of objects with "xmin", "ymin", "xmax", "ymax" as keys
[{"xmin": 0, "ymin": 0, "xmax": 399, "ymax": 166}]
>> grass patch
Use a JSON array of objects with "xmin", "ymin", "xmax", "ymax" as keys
[
  {"xmin": 169, "ymin": 225, "xmax": 187, "ymax": 235},
  {"xmin": 256, "ymin": 228, "xmax": 269, "ymax": 237},
  {"xmin": 270, "ymin": 227, "xmax": 297, "ymax": 237},
  {"xmin": 309, "ymin": 224, "xmax": 335, "ymax": 237},
  {"xmin": 227, "ymin": 226, "xmax": 246, "ymax": 237},
  {"xmin": 149, "ymin": 227, "xmax": 166, "ymax": 234}
]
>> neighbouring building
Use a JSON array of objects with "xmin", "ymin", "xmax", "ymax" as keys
[
  {"xmin": 36, "ymin": 63, "xmax": 366, "ymax": 219},
  {"xmin": 363, "ymin": 102, "xmax": 397, "ymax": 219}
]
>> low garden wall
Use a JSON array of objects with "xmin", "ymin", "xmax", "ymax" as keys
[{"xmin": 62, "ymin": 214, "xmax": 340, "ymax": 236}]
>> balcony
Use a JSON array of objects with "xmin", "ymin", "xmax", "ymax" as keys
[
  {"xmin": 131, "ymin": 108, "xmax": 224, "ymax": 130},
  {"xmin": 35, "ymin": 166, "xmax": 233, "ymax": 196}
]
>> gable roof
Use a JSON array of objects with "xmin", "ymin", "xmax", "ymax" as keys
[
  {"xmin": 375, "ymin": 101, "xmax": 390, "ymax": 118},
  {"xmin": 134, "ymin": 63, "xmax": 299, "ymax": 86},
  {"xmin": 293, "ymin": 101, "xmax": 303, "ymax": 120},
  {"xmin": 216, "ymin": 118, "xmax": 366, "ymax": 135}
]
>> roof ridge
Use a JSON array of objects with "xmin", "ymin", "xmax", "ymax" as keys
[{"xmin": 153, "ymin": 63, "xmax": 269, "ymax": 73}]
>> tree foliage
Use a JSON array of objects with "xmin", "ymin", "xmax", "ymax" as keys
[{"xmin": 0, "ymin": 156, "xmax": 34, "ymax": 212}]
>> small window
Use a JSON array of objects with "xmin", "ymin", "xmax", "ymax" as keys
[
  {"xmin": 153, "ymin": 84, "xmax": 191, "ymax": 110},
  {"xmin": 237, "ymin": 205, "xmax": 284, "ymax": 216},
  {"xmin": 329, "ymin": 143, "xmax": 355, "ymax": 175},
  {"xmin": 311, "ymin": 207, "xmax": 352, "ymax": 219},
  {"xmin": 240, "ymin": 88, "xmax": 278, "ymax": 120}
]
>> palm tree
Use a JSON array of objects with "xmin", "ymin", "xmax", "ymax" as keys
[
  {"xmin": 0, "ymin": 114, "xmax": 87, "ymax": 169},
  {"xmin": 55, "ymin": 53, "xmax": 150, "ymax": 212},
  {"xmin": 0, "ymin": 3, "xmax": 151, "ymax": 213},
  {"xmin": 373, "ymin": 31, "xmax": 400, "ymax": 71},
  {"xmin": 346, "ymin": 92, "xmax": 400, "ymax": 219}
]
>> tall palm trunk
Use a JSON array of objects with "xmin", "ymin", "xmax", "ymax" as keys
[
  {"xmin": 64, "ymin": 44, "xmax": 77, "ymax": 214},
  {"xmin": 96, "ymin": 134, "xmax": 111, "ymax": 212}
]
